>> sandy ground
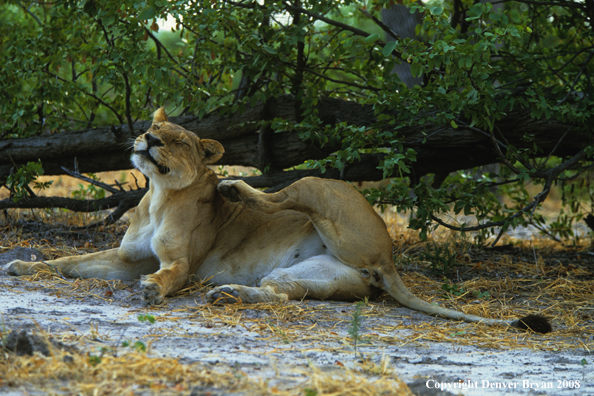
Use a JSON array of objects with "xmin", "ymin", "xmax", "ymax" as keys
[{"xmin": 0, "ymin": 249, "xmax": 591, "ymax": 396}]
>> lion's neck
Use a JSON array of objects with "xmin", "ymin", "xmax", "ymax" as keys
[{"xmin": 147, "ymin": 168, "xmax": 223, "ymax": 217}]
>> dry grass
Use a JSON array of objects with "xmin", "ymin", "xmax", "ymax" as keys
[
  {"xmin": 5, "ymin": 258, "xmax": 592, "ymax": 352},
  {"xmin": 0, "ymin": 330, "xmax": 412, "ymax": 396}
]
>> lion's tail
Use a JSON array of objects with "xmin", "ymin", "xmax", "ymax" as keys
[{"xmin": 379, "ymin": 265, "xmax": 552, "ymax": 333}]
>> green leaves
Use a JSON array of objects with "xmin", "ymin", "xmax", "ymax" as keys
[
  {"xmin": 138, "ymin": 7, "xmax": 156, "ymax": 20},
  {"xmin": 466, "ymin": 3, "xmax": 486, "ymax": 21},
  {"xmin": 429, "ymin": 5, "xmax": 444, "ymax": 16},
  {"xmin": 382, "ymin": 41, "xmax": 397, "ymax": 57},
  {"xmin": 1, "ymin": 0, "xmax": 592, "ymax": 244},
  {"xmin": 138, "ymin": 314, "xmax": 156, "ymax": 324},
  {"xmin": 6, "ymin": 161, "xmax": 48, "ymax": 202},
  {"xmin": 410, "ymin": 61, "xmax": 422, "ymax": 78}
]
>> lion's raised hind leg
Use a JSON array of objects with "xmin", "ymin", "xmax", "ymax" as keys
[{"xmin": 218, "ymin": 177, "xmax": 394, "ymax": 281}]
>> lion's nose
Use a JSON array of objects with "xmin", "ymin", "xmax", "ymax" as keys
[{"xmin": 145, "ymin": 133, "xmax": 164, "ymax": 148}]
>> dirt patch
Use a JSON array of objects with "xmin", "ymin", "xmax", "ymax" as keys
[{"xmin": 1, "ymin": 224, "xmax": 593, "ymax": 395}]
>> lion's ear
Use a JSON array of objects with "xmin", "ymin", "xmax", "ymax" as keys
[
  {"xmin": 200, "ymin": 139, "xmax": 225, "ymax": 164},
  {"xmin": 152, "ymin": 107, "xmax": 168, "ymax": 124}
]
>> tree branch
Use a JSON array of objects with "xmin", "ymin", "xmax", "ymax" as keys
[
  {"xmin": 358, "ymin": 8, "xmax": 400, "ymax": 41},
  {"xmin": 60, "ymin": 167, "xmax": 121, "ymax": 194},
  {"xmin": 0, "ymin": 95, "xmax": 589, "ymax": 184},
  {"xmin": 0, "ymin": 190, "xmax": 146, "ymax": 213},
  {"xmin": 305, "ymin": 68, "xmax": 381, "ymax": 91},
  {"xmin": 284, "ymin": 3, "xmax": 403, "ymax": 59},
  {"xmin": 41, "ymin": 70, "xmax": 124, "ymax": 124},
  {"xmin": 122, "ymin": 72, "xmax": 135, "ymax": 135},
  {"xmin": 557, "ymin": 50, "xmax": 594, "ymax": 105},
  {"xmin": 432, "ymin": 146, "xmax": 592, "ymax": 246},
  {"xmin": 142, "ymin": 26, "xmax": 191, "ymax": 79},
  {"xmin": 20, "ymin": 4, "xmax": 43, "ymax": 27}
]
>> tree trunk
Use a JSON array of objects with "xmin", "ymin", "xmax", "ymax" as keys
[{"xmin": 0, "ymin": 95, "xmax": 585, "ymax": 185}]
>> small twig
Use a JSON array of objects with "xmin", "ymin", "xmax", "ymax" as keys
[
  {"xmin": 528, "ymin": 220, "xmax": 563, "ymax": 244},
  {"xmin": 130, "ymin": 172, "xmax": 142, "ymax": 190},
  {"xmin": 305, "ymin": 68, "xmax": 381, "ymax": 91},
  {"xmin": 42, "ymin": 261, "xmax": 68, "ymax": 281},
  {"xmin": 539, "ymin": 126, "xmax": 572, "ymax": 169},
  {"xmin": 488, "ymin": 127, "xmax": 521, "ymax": 174},
  {"xmin": 491, "ymin": 227, "xmax": 507, "ymax": 248},
  {"xmin": 458, "ymin": 120, "xmax": 536, "ymax": 172},
  {"xmin": 112, "ymin": 327, "xmax": 130, "ymax": 358},
  {"xmin": 21, "ymin": 4, "xmax": 43, "ymax": 26},
  {"xmin": 432, "ymin": 214, "xmax": 510, "ymax": 233},
  {"xmin": 557, "ymin": 50, "xmax": 594, "ymax": 106},
  {"xmin": 113, "ymin": 180, "xmax": 128, "ymax": 192},
  {"xmin": 409, "ymin": 126, "xmax": 449, "ymax": 145}
]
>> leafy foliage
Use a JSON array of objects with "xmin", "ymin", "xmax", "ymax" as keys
[
  {"xmin": 137, "ymin": 313, "xmax": 156, "ymax": 324},
  {"xmin": 6, "ymin": 161, "xmax": 52, "ymax": 202},
  {"xmin": 419, "ymin": 243, "xmax": 461, "ymax": 274},
  {"xmin": 1, "ymin": 0, "xmax": 593, "ymax": 242}
]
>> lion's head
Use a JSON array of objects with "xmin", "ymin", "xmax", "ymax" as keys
[{"xmin": 132, "ymin": 108, "xmax": 224, "ymax": 189}]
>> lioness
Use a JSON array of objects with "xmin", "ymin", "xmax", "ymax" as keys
[{"xmin": 6, "ymin": 109, "xmax": 551, "ymax": 333}]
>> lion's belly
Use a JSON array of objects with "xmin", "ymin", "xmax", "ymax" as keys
[{"xmin": 195, "ymin": 223, "xmax": 328, "ymax": 287}]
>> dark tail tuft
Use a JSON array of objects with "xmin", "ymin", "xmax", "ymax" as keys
[{"xmin": 511, "ymin": 314, "xmax": 552, "ymax": 334}]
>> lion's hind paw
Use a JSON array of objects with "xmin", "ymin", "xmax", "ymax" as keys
[
  {"xmin": 206, "ymin": 286, "xmax": 241, "ymax": 304},
  {"xmin": 217, "ymin": 180, "xmax": 242, "ymax": 202},
  {"xmin": 5, "ymin": 260, "xmax": 47, "ymax": 276}
]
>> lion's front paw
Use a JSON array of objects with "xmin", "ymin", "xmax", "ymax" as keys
[
  {"xmin": 206, "ymin": 286, "xmax": 242, "ymax": 304},
  {"xmin": 5, "ymin": 260, "xmax": 48, "ymax": 276},
  {"xmin": 217, "ymin": 180, "xmax": 242, "ymax": 202},
  {"xmin": 140, "ymin": 276, "xmax": 165, "ymax": 305}
]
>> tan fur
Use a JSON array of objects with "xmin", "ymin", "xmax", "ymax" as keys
[{"xmin": 5, "ymin": 109, "xmax": 539, "ymax": 329}]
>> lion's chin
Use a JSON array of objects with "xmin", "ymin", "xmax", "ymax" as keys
[{"xmin": 133, "ymin": 152, "xmax": 170, "ymax": 175}]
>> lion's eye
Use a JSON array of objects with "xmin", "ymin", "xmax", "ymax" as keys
[{"xmin": 175, "ymin": 140, "xmax": 190, "ymax": 147}]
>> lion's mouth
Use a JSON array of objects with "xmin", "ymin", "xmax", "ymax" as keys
[{"xmin": 134, "ymin": 150, "xmax": 170, "ymax": 175}]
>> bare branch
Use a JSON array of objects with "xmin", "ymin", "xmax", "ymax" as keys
[{"xmin": 60, "ymin": 167, "xmax": 121, "ymax": 194}]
